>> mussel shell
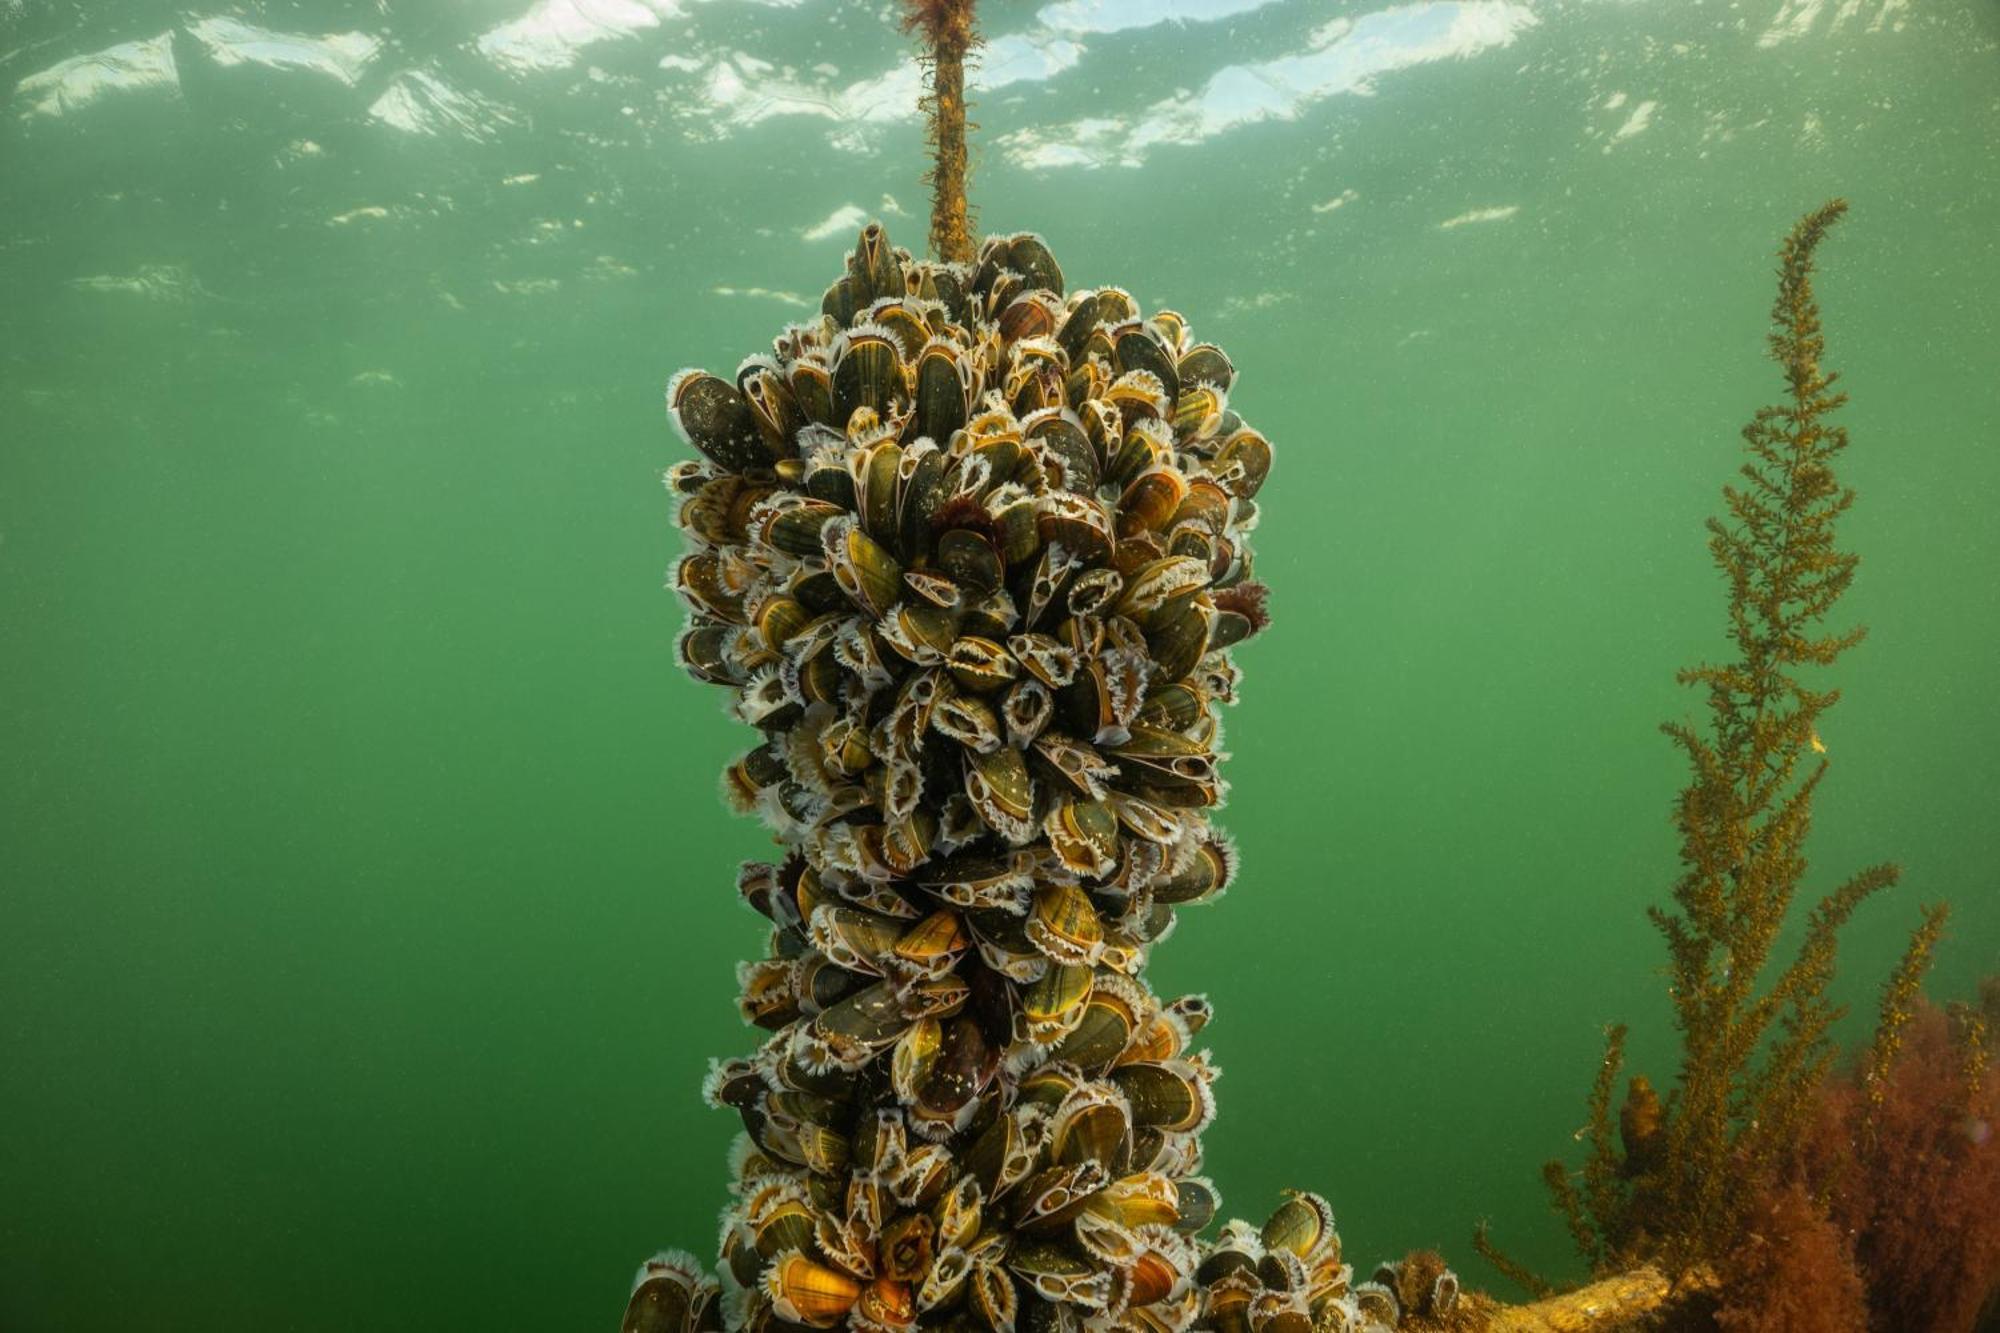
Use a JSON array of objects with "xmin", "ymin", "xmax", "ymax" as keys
[
  {"xmin": 946, "ymin": 635, "xmax": 1019, "ymax": 693},
  {"xmin": 766, "ymin": 1252, "xmax": 863, "ymax": 1328},
  {"xmin": 763, "ymin": 499, "xmax": 846, "ymax": 559},
  {"xmin": 669, "ymin": 369, "xmax": 772, "ymax": 472},
  {"xmin": 677, "ymin": 623, "xmax": 743, "ymax": 685},
  {"xmin": 1111, "ymin": 1061, "xmax": 1213, "ymax": 1133},
  {"xmin": 1263, "ymin": 1190, "xmax": 1339, "ymax": 1264},
  {"xmin": 933, "ymin": 528, "xmax": 1001, "ymax": 598},
  {"xmin": 1010, "ymin": 631, "xmax": 1079, "ymax": 688},
  {"xmin": 742, "ymin": 368, "xmax": 805, "ymax": 456},
  {"xmin": 1026, "ymin": 882, "xmax": 1104, "ymax": 966},
  {"xmin": 1093, "ymin": 286, "xmax": 1137, "ymax": 325},
  {"xmin": 1045, "ymin": 798, "xmax": 1120, "ymax": 877},
  {"xmin": 1009, "ymin": 1237, "xmax": 1113, "ymax": 1308},
  {"xmin": 884, "ymin": 601, "xmax": 960, "ymax": 664},
  {"xmin": 792, "ymin": 570, "xmax": 849, "ymax": 616},
  {"xmin": 1212, "ymin": 427, "xmax": 1273, "ymax": 499},
  {"xmin": 914, "ymin": 338, "xmax": 973, "ymax": 444},
  {"xmin": 969, "ymin": 1258, "xmax": 1019, "ymax": 1332},
  {"xmin": 1105, "ymin": 416, "xmax": 1171, "ymax": 489},
  {"xmin": 790, "ymin": 356, "xmax": 839, "ymax": 428},
  {"xmin": 903, "ymin": 568, "xmax": 963, "ymax": 610},
  {"xmin": 893, "ymin": 909, "xmax": 970, "ymax": 972},
  {"xmin": 1170, "ymin": 384, "xmax": 1226, "ymax": 443},
  {"xmin": 1026, "ymin": 409, "xmax": 1097, "ymax": 494},
  {"xmin": 868, "ymin": 301, "xmax": 932, "ymax": 359},
  {"xmin": 1006, "ymin": 233, "xmax": 1066, "ymax": 296},
  {"xmin": 1108, "ymin": 724, "xmax": 1216, "ymax": 789},
  {"xmin": 1352, "ymin": 1282, "xmax": 1401, "ymax": 1324},
  {"xmin": 1022, "ymin": 961, "xmax": 1093, "ymax": 1043},
  {"xmin": 914, "ymin": 1015, "xmax": 998, "ymax": 1130},
  {"xmin": 1146, "ymin": 600, "xmax": 1212, "ymax": 683},
  {"xmin": 681, "ymin": 473, "xmax": 771, "ymax": 546},
  {"xmin": 1052, "ymin": 1084, "xmax": 1133, "ymax": 1173},
  {"xmin": 982, "ymin": 268, "xmax": 1027, "ymax": 318},
  {"xmin": 1114, "ymin": 555, "xmax": 1210, "ymax": 625},
  {"xmin": 1037, "ymin": 493, "xmax": 1113, "ymax": 564},
  {"xmin": 852, "ymin": 438, "xmax": 904, "ymax": 541},
  {"xmin": 1210, "ymin": 607, "xmax": 1256, "ymax": 651},
  {"xmin": 999, "ymin": 290, "xmax": 1066, "ymax": 343},
  {"xmin": 1177, "ymin": 342, "xmax": 1235, "ymax": 391},
  {"xmin": 1113, "ymin": 325, "xmax": 1180, "ymax": 405},
  {"xmin": 933, "ymin": 692, "xmax": 1005, "ymax": 753},
  {"xmin": 1055, "ymin": 291, "xmax": 1101, "ymax": 362},
  {"xmin": 812, "ymin": 979, "xmax": 911, "ymax": 1057},
  {"xmin": 1172, "ymin": 1178, "xmax": 1219, "ymax": 1235},
  {"xmin": 833, "ymin": 329, "xmax": 905, "ymax": 426},
  {"xmin": 966, "ymin": 745, "xmax": 1036, "ymax": 844},
  {"xmin": 675, "ymin": 552, "xmax": 747, "ymax": 623},
  {"xmin": 1117, "ymin": 466, "xmax": 1190, "ymax": 539},
  {"xmin": 1032, "ymin": 733, "xmax": 1118, "ymax": 801},
  {"xmin": 963, "ymin": 1106, "xmax": 1048, "ymax": 1200},
  {"xmin": 1048, "ymin": 984, "xmax": 1138, "ymax": 1072},
  {"xmin": 623, "ymin": 1255, "xmax": 720, "ymax": 1333},
  {"xmin": 826, "ymin": 520, "xmax": 904, "ymax": 619},
  {"xmin": 851, "ymin": 222, "xmax": 905, "ymax": 304},
  {"xmin": 1002, "ymin": 677, "xmax": 1054, "ymax": 747}
]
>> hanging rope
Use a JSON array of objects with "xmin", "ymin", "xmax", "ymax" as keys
[{"xmin": 900, "ymin": 0, "xmax": 979, "ymax": 264}]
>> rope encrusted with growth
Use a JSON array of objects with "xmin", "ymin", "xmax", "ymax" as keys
[{"xmin": 623, "ymin": 224, "xmax": 1468, "ymax": 1333}]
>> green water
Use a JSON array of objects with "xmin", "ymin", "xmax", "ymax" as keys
[{"xmin": 3, "ymin": 0, "xmax": 1996, "ymax": 1327}]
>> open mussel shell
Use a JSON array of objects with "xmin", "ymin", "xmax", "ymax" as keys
[
  {"xmin": 1010, "ymin": 1236, "xmax": 1114, "ymax": 1307},
  {"xmin": 968, "ymin": 1256, "xmax": 1020, "ymax": 1331},
  {"xmin": 849, "ymin": 222, "xmax": 905, "ymax": 305}
]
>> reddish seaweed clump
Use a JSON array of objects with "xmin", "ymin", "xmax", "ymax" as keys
[
  {"xmin": 1719, "ymin": 994, "xmax": 2000, "ymax": 1333},
  {"xmin": 1714, "ymin": 1180, "xmax": 1868, "ymax": 1333}
]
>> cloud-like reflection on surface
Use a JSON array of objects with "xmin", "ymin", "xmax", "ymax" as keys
[
  {"xmin": 671, "ymin": 28, "xmax": 1082, "ymax": 150},
  {"xmin": 1036, "ymin": 0, "xmax": 1285, "ymax": 36},
  {"xmin": 475, "ymin": 0, "xmax": 813, "ymax": 74},
  {"xmin": 369, "ymin": 69, "xmax": 523, "ymax": 142},
  {"xmin": 1001, "ymin": 0, "xmax": 1539, "ymax": 168},
  {"xmin": 478, "ymin": 0, "xmax": 681, "ymax": 74},
  {"xmin": 14, "ymin": 31, "xmax": 180, "ymax": 120},
  {"xmin": 188, "ymin": 17, "xmax": 382, "ymax": 86}
]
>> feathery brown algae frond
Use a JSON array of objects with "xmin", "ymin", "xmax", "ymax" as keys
[{"xmin": 1535, "ymin": 202, "xmax": 1953, "ymax": 1284}]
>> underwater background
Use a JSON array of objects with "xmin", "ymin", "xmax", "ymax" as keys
[{"xmin": 2, "ymin": 0, "xmax": 1996, "ymax": 1328}]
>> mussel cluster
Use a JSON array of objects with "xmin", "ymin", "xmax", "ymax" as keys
[{"xmin": 629, "ymin": 224, "xmax": 1444, "ymax": 1333}]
